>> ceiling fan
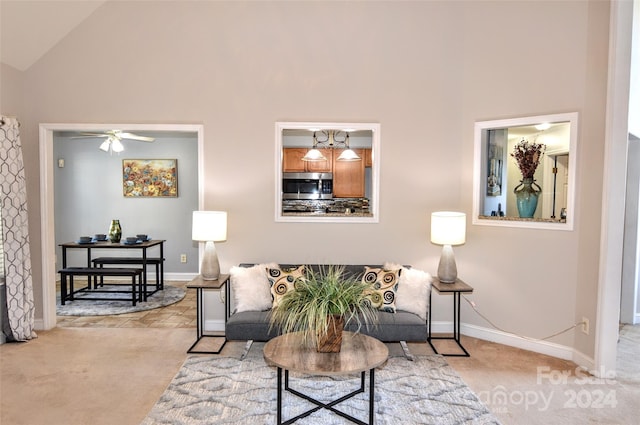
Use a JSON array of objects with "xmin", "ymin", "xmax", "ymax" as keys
[{"xmin": 73, "ymin": 130, "xmax": 155, "ymax": 153}]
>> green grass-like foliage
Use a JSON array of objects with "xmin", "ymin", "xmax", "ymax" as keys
[{"xmin": 269, "ymin": 265, "xmax": 378, "ymax": 348}]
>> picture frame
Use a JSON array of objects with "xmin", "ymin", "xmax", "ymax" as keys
[
  {"xmin": 122, "ymin": 159, "xmax": 178, "ymax": 197},
  {"xmin": 486, "ymin": 140, "xmax": 503, "ymax": 197}
]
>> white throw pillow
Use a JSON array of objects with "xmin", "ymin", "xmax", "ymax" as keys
[
  {"xmin": 384, "ymin": 262, "xmax": 432, "ymax": 321},
  {"xmin": 230, "ymin": 263, "xmax": 277, "ymax": 313}
]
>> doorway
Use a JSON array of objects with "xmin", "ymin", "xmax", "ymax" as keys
[
  {"xmin": 597, "ymin": 0, "xmax": 638, "ymax": 378},
  {"xmin": 621, "ymin": 135, "xmax": 640, "ymax": 325},
  {"xmin": 38, "ymin": 123, "xmax": 205, "ymax": 330}
]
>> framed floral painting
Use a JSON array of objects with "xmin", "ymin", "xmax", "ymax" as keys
[{"xmin": 122, "ymin": 159, "xmax": 178, "ymax": 197}]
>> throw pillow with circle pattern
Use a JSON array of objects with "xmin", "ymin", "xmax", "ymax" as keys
[
  {"xmin": 362, "ymin": 266, "xmax": 402, "ymax": 313},
  {"xmin": 266, "ymin": 265, "xmax": 306, "ymax": 308}
]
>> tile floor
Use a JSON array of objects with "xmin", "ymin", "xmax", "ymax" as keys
[{"xmin": 56, "ymin": 280, "xmax": 197, "ymax": 328}]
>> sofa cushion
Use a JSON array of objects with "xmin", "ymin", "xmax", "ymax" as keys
[
  {"xmin": 345, "ymin": 310, "xmax": 428, "ymax": 342},
  {"xmin": 230, "ymin": 263, "xmax": 277, "ymax": 313},
  {"xmin": 226, "ymin": 310, "xmax": 280, "ymax": 341},
  {"xmin": 226, "ymin": 309, "xmax": 428, "ymax": 342},
  {"xmin": 266, "ymin": 265, "xmax": 305, "ymax": 308},
  {"xmin": 362, "ymin": 266, "xmax": 401, "ymax": 313},
  {"xmin": 385, "ymin": 262, "xmax": 432, "ymax": 321}
]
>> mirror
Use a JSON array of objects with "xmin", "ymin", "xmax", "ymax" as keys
[
  {"xmin": 472, "ymin": 112, "xmax": 578, "ymax": 230},
  {"xmin": 275, "ymin": 122, "xmax": 380, "ymax": 223}
]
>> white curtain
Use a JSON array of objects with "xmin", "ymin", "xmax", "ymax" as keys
[{"xmin": 0, "ymin": 116, "xmax": 36, "ymax": 341}]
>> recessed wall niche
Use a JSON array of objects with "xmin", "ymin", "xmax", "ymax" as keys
[
  {"xmin": 275, "ymin": 122, "xmax": 381, "ymax": 223},
  {"xmin": 472, "ymin": 112, "xmax": 578, "ymax": 230}
]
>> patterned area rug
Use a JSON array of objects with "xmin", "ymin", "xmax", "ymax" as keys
[
  {"xmin": 56, "ymin": 284, "xmax": 185, "ymax": 316},
  {"xmin": 142, "ymin": 347, "xmax": 501, "ymax": 425}
]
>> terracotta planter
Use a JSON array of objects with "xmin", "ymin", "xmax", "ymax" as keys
[{"xmin": 316, "ymin": 315, "xmax": 344, "ymax": 353}]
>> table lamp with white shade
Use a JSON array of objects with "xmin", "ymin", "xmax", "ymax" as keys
[
  {"xmin": 192, "ymin": 211, "xmax": 227, "ymax": 280},
  {"xmin": 430, "ymin": 211, "xmax": 466, "ymax": 283}
]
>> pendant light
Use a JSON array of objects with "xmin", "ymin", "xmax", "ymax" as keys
[
  {"xmin": 302, "ymin": 132, "xmax": 328, "ymax": 161},
  {"xmin": 336, "ymin": 134, "xmax": 361, "ymax": 161},
  {"xmin": 302, "ymin": 130, "xmax": 361, "ymax": 161}
]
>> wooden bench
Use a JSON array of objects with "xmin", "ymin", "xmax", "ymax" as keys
[
  {"xmin": 91, "ymin": 257, "xmax": 164, "ymax": 298},
  {"xmin": 58, "ymin": 267, "xmax": 143, "ymax": 306}
]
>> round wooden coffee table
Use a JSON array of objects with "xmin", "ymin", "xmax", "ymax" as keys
[{"xmin": 263, "ymin": 331, "xmax": 388, "ymax": 425}]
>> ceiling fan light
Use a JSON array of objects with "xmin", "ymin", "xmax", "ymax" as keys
[
  {"xmin": 535, "ymin": 123, "xmax": 551, "ymax": 131},
  {"xmin": 302, "ymin": 148, "xmax": 327, "ymax": 161},
  {"xmin": 99, "ymin": 139, "xmax": 110, "ymax": 152},
  {"xmin": 111, "ymin": 138, "xmax": 124, "ymax": 153},
  {"xmin": 337, "ymin": 149, "xmax": 361, "ymax": 161}
]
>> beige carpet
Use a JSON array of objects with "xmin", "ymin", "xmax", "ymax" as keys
[{"xmin": 1, "ymin": 326, "xmax": 639, "ymax": 425}]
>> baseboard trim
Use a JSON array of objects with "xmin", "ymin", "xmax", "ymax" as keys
[
  {"xmin": 34, "ymin": 318, "xmax": 45, "ymax": 331},
  {"xmin": 204, "ymin": 319, "xmax": 225, "ymax": 332},
  {"xmin": 166, "ymin": 272, "xmax": 198, "ymax": 281},
  {"xmin": 432, "ymin": 321, "xmax": 594, "ymax": 370}
]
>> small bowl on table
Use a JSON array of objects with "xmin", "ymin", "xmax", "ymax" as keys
[
  {"xmin": 78, "ymin": 236, "xmax": 92, "ymax": 244},
  {"xmin": 125, "ymin": 236, "xmax": 138, "ymax": 244},
  {"xmin": 136, "ymin": 234, "xmax": 148, "ymax": 241}
]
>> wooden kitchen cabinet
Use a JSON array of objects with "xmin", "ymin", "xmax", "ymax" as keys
[
  {"xmin": 332, "ymin": 148, "xmax": 365, "ymax": 198},
  {"xmin": 364, "ymin": 148, "xmax": 373, "ymax": 167},
  {"xmin": 282, "ymin": 148, "xmax": 332, "ymax": 173}
]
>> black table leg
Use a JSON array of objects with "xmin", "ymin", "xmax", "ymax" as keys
[
  {"xmin": 278, "ymin": 368, "xmax": 374, "ymax": 425},
  {"xmin": 142, "ymin": 247, "xmax": 148, "ymax": 301},
  {"xmin": 277, "ymin": 367, "xmax": 282, "ymax": 425},
  {"xmin": 187, "ymin": 286, "xmax": 227, "ymax": 354},
  {"xmin": 428, "ymin": 290, "xmax": 470, "ymax": 357},
  {"xmin": 159, "ymin": 241, "xmax": 164, "ymax": 290},
  {"xmin": 61, "ymin": 274, "xmax": 67, "ymax": 305},
  {"xmin": 369, "ymin": 369, "xmax": 374, "ymax": 425}
]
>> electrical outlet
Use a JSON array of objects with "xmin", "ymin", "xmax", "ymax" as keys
[
  {"xmin": 581, "ymin": 317, "xmax": 590, "ymax": 335},
  {"xmin": 180, "ymin": 254, "xmax": 187, "ymax": 263}
]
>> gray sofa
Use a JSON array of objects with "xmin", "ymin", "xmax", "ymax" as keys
[{"xmin": 225, "ymin": 264, "xmax": 429, "ymax": 346}]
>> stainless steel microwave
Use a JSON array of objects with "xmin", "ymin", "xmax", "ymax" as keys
[{"xmin": 282, "ymin": 172, "xmax": 333, "ymax": 200}]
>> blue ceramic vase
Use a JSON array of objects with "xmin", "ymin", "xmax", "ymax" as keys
[{"xmin": 514, "ymin": 178, "xmax": 541, "ymax": 218}]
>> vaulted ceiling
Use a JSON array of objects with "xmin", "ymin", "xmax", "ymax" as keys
[{"xmin": 0, "ymin": 0, "xmax": 106, "ymax": 71}]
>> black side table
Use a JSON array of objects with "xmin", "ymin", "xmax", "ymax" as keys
[
  {"xmin": 428, "ymin": 277, "xmax": 474, "ymax": 357},
  {"xmin": 187, "ymin": 274, "xmax": 230, "ymax": 354}
]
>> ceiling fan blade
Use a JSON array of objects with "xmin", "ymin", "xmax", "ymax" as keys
[
  {"xmin": 119, "ymin": 133, "xmax": 155, "ymax": 142},
  {"xmin": 70, "ymin": 133, "xmax": 109, "ymax": 139}
]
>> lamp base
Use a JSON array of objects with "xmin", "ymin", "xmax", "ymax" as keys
[
  {"xmin": 437, "ymin": 244, "xmax": 458, "ymax": 283},
  {"xmin": 201, "ymin": 241, "xmax": 221, "ymax": 280}
]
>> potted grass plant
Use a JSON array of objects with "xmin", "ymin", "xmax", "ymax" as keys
[{"xmin": 269, "ymin": 265, "xmax": 378, "ymax": 352}]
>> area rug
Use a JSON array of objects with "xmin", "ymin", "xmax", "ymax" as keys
[
  {"xmin": 142, "ymin": 348, "xmax": 501, "ymax": 425},
  {"xmin": 56, "ymin": 284, "xmax": 185, "ymax": 316}
]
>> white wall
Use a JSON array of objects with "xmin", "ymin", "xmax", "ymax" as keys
[{"xmin": 3, "ymin": 1, "xmax": 611, "ymax": 361}]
